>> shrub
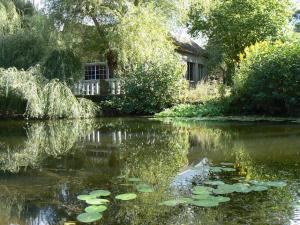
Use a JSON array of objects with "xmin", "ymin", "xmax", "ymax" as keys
[
  {"xmin": 233, "ymin": 39, "xmax": 300, "ymax": 115},
  {"xmin": 0, "ymin": 67, "xmax": 98, "ymax": 119}
]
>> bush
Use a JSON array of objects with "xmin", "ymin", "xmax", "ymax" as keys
[
  {"xmin": 117, "ymin": 62, "xmax": 186, "ymax": 114},
  {"xmin": 0, "ymin": 67, "xmax": 98, "ymax": 119},
  {"xmin": 233, "ymin": 39, "xmax": 300, "ymax": 115}
]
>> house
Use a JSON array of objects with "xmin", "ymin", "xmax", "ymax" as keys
[{"xmin": 73, "ymin": 37, "xmax": 207, "ymax": 96}]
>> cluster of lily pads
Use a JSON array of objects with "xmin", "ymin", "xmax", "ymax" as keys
[
  {"xmin": 159, "ymin": 163, "xmax": 287, "ymax": 208},
  {"xmin": 76, "ymin": 177, "xmax": 154, "ymax": 223}
]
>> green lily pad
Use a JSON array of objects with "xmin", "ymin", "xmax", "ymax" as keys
[
  {"xmin": 190, "ymin": 199, "xmax": 219, "ymax": 207},
  {"xmin": 77, "ymin": 195, "xmax": 96, "ymax": 201},
  {"xmin": 220, "ymin": 162, "xmax": 234, "ymax": 166},
  {"xmin": 86, "ymin": 198, "xmax": 110, "ymax": 205},
  {"xmin": 115, "ymin": 193, "xmax": 137, "ymax": 201},
  {"xmin": 90, "ymin": 190, "xmax": 111, "ymax": 197},
  {"xmin": 214, "ymin": 196, "xmax": 231, "ymax": 203},
  {"xmin": 265, "ymin": 181, "xmax": 287, "ymax": 188},
  {"xmin": 204, "ymin": 180, "xmax": 225, "ymax": 186},
  {"xmin": 209, "ymin": 167, "xmax": 223, "ymax": 173},
  {"xmin": 85, "ymin": 205, "xmax": 107, "ymax": 213},
  {"xmin": 221, "ymin": 168, "xmax": 236, "ymax": 172},
  {"xmin": 77, "ymin": 212, "xmax": 102, "ymax": 223},
  {"xmin": 213, "ymin": 183, "xmax": 251, "ymax": 194},
  {"xmin": 128, "ymin": 177, "xmax": 142, "ymax": 182},
  {"xmin": 192, "ymin": 186, "xmax": 213, "ymax": 195},
  {"xmin": 159, "ymin": 199, "xmax": 186, "ymax": 207},
  {"xmin": 251, "ymin": 185, "xmax": 269, "ymax": 192},
  {"xmin": 180, "ymin": 197, "xmax": 195, "ymax": 204},
  {"xmin": 232, "ymin": 183, "xmax": 252, "ymax": 193},
  {"xmin": 192, "ymin": 194, "xmax": 212, "ymax": 200},
  {"xmin": 209, "ymin": 166, "xmax": 236, "ymax": 173},
  {"xmin": 137, "ymin": 183, "xmax": 154, "ymax": 193}
]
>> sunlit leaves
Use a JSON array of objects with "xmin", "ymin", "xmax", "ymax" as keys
[
  {"xmin": 115, "ymin": 193, "xmax": 137, "ymax": 201},
  {"xmin": 77, "ymin": 212, "xmax": 102, "ymax": 223}
]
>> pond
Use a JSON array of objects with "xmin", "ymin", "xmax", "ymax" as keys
[{"xmin": 0, "ymin": 118, "xmax": 300, "ymax": 225}]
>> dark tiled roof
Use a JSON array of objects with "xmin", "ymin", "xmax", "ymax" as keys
[{"xmin": 173, "ymin": 36, "xmax": 207, "ymax": 57}]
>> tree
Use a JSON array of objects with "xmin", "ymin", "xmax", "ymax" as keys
[
  {"xmin": 188, "ymin": 0, "xmax": 292, "ymax": 83},
  {"xmin": 45, "ymin": 0, "xmax": 187, "ymax": 76}
]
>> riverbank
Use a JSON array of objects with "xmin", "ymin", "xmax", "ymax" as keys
[{"xmin": 154, "ymin": 116, "xmax": 300, "ymax": 124}]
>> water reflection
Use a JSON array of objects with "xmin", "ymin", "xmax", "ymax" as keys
[{"xmin": 0, "ymin": 118, "xmax": 299, "ymax": 224}]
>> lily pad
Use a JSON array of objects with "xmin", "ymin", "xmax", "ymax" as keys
[
  {"xmin": 213, "ymin": 183, "xmax": 251, "ymax": 194},
  {"xmin": 115, "ymin": 193, "xmax": 137, "ymax": 201},
  {"xmin": 192, "ymin": 194, "xmax": 212, "ymax": 200},
  {"xmin": 249, "ymin": 180, "xmax": 287, "ymax": 188},
  {"xmin": 128, "ymin": 177, "xmax": 142, "ymax": 182},
  {"xmin": 190, "ymin": 199, "xmax": 219, "ymax": 207},
  {"xmin": 159, "ymin": 199, "xmax": 186, "ymax": 207},
  {"xmin": 137, "ymin": 183, "xmax": 154, "ymax": 193},
  {"xmin": 85, "ymin": 205, "xmax": 107, "ymax": 213},
  {"xmin": 77, "ymin": 212, "xmax": 102, "ymax": 223},
  {"xmin": 192, "ymin": 186, "xmax": 213, "ymax": 195},
  {"xmin": 220, "ymin": 162, "xmax": 234, "ymax": 166},
  {"xmin": 204, "ymin": 180, "xmax": 225, "ymax": 186},
  {"xmin": 214, "ymin": 196, "xmax": 231, "ymax": 203},
  {"xmin": 86, "ymin": 198, "xmax": 110, "ymax": 205},
  {"xmin": 221, "ymin": 168, "xmax": 236, "ymax": 172},
  {"xmin": 90, "ymin": 190, "xmax": 111, "ymax": 197},
  {"xmin": 209, "ymin": 167, "xmax": 223, "ymax": 173},
  {"xmin": 77, "ymin": 195, "xmax": 96, "ymax": 201},
  {"xmin": 251, "ymin": 185, "xmax": 268, "ymax": 192}
]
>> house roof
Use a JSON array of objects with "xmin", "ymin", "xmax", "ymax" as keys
[{"xmin": 173, "ymin": 36, "xmax": 208, "ymax": 57}]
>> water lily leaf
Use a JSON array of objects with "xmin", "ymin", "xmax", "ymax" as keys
[
  {"xmin": 128, "ymin": 177, "xmax": 142, "ymax": 182},
  {"xmin": 190, "ymin": 199, "xmax": 219, "ymax": 207},
  {"xmin": 77, "ymin": 195, "xmax": 96, "ymax": 201},
  {"xmin": 221, "ymin": 168, "xmax": 236, "ymax": 172},
  {"xmin": 159, "ymin": 199, "xmax": 186, "ymax": 207},
  {"xmin": 77, "ymin": 212, "xmax": 102, "ymax": 223},
  {"xmin": 86, "ymin": 198, "xmax": 110, "ymax": 205},
  {"xmin": 115, "ymin": 193, "xmax": 137, "ymax": 201},
  {"xmin": 90, "ymin": 190, "xmax": 111, "ymax": 197},
  {"xmin": 251, "ymin": 186, "xmax": 268, "ymax": 192},
  {"xmin": 220, "ymin": 162, "xmax": 234, "ymax": 166},
  {"xmin": 192, "ymin": 186, "xmax": 213, "ymax": 195},
  {"xmin": 232, "ymin": 183, "xmax": 252, "ymax": 193},
  {"xmin": 204, "ymin": 180, "xmax": 225, "ymax": 186},
  {"xmin": 117, "ymin": 175, "xmax": 126, "ymax": 179},
  {"xmin": 85, "ymin": 205, "xmax": 107, "ymax": 213},
  {"xmin": 209, "ymin": 167, "xmax": 223, "ymax": 173},
  {"xmin": 265, "ymin": 181, "xmax": 287, "ymax": 188},
  {"xmin": 180, "ymin": 197, "xmax": 195, "ymax": 204},
  {"xmin": 137, "ymin": 183, "xmax": 154, "ymax": 193},
  {"xmin": 214, "ymin": 196, "xmax": 231, "ymax": 203},
  {"xmin": 192, "ymin": 194, "xmax": 213, "ymax": 200}
]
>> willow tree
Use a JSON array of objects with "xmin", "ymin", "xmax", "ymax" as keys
[
  {"xmin": 45, "ymin": 0, "xmax": 187, "ymax": 76},
  {"xmin": 188, "ymin": 0, "xmax": 293, "ymax": 83}
]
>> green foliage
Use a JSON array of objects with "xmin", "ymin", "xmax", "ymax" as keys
[
  {"xmin": 156, "ymin": 99, "xmax": 231, "ymax": 118},
  {"xmin": 0, "ymin": 0, "xmax": 20, "ymax": 35},
  {"xmin": 42, "ymin": 49, "xmax": 82, "ymax": 84},
  {"xmin": 188, "ymin": 0, "xmax": 292, "ymax": 82},
  {"xmin": 0, "ymin": 67, "xmax": 98, "ymax": 119},
  {"xmin": 108, "ymin": 6, "xmax": 186, "ymax": 114},
  {"xmin": 233, "ymin": 39, "xmax": 300, "ymax": 115}
]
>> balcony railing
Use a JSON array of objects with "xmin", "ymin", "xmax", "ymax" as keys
[{"xmin": 73, "ymin": 79, "xmax": 122, "ymax": 96}]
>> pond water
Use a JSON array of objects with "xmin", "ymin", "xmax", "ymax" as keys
[{"xmin": 0, "ymin": 118, "xmax": 300, "ymax": 225}]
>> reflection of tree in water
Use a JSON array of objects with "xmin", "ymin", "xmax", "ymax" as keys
[{"xmin": 0, "ymin": 119, "xmax": 96, "ymax": 173}]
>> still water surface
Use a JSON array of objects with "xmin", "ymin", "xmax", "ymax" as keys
[{"xmin": 0, "ymin": 118, "xmax": 300, "ymax": 225}]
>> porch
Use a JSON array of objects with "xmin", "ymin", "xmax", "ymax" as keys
[{"xmin": 73, "ymin": 79, "xmax": 122, "ymax": 96}]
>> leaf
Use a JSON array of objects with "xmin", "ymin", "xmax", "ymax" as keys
[
  {"xmin": 221, "ymin": 168, "xmax": 236, "ymax": 172},
  {"xmin": 159, "ymin": 199, "xmax": 186, "ymax": 207},
  {"xmin": 190, "ymin": 199, "xmax": 219, "ymax": 207},
  {"xmin": 77, "ymin": 195, "xmax": 96, "ymax": 201},
  {"xmin": 220, "ymin": 162, "xmax": 234, "ymax": 166},
  {"xmin": 137, "ymin": 183, "xmax": 154, "ymax": 193},
  {"xmin": 192, "ymin": 186, "xmax": 213, "ymax": 195},
  {"xmin": 115, "ymin": 193, "xmax": 137, "ymax": 201},
  {"xmin": 90, "ymin": 190, "xmax": 111, "ymax": 197},
  {"xmin": 214, "ymin": 196, "xmax": 231, "ymax": 203},
  {"xmin": 86, "ymin": 198, "xmax": 110, "ymax": 205},
  {"xmin": 77, "ymin": 212, "xmax": 102, "ymax": 223},
  {"xmin": 85, "ymin": 205, "xmax": 107, "ymax": 213},
  {"xmin": 251, "ymin": 186, "xmax": 268, "ymax": 192}
]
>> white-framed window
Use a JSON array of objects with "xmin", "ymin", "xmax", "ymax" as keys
[{"xmin": 84, "ymin": 63, "xmax": 108, "ymax": 80}]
